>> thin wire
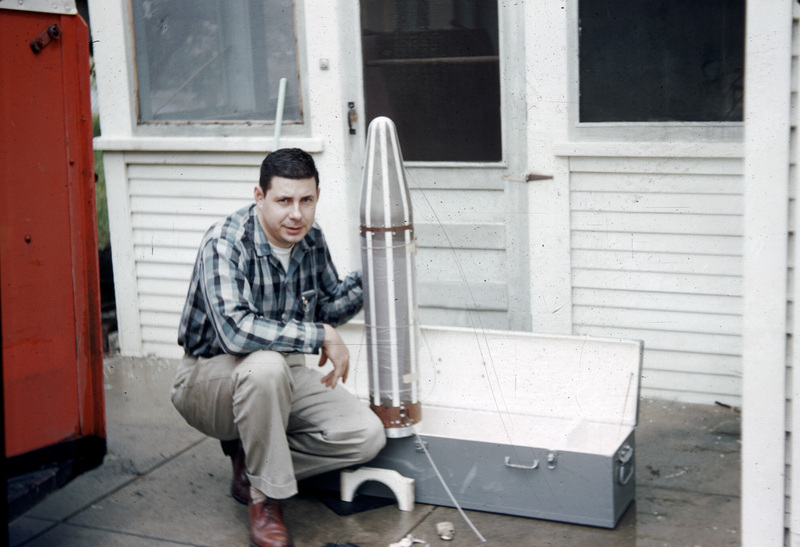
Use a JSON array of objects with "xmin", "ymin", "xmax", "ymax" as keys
[
  {"xmin": 412, "ymin": 426, "xmax": 487, "ymax": 543},
  {"xmin": 405, "ymin": 171, "xmax": 554, "ymax": 500}
]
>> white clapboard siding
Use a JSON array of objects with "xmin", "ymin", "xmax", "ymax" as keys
[
  {"xmin": 140, "ymin": 311, "xmax": 181, "ymax": 329},
  {"xmin": 573, "ymin": 288, "xmax": 741, "ymax": 316},
  {"xmin": 136, "ymin": 262, "xmax": 194, "ymax": 282},
  {"xmin": 573, "ymin": 325, "xmax": 741, "ymax": 357},
  {"xmin": 644, "ymin": 349, "xmax": 741, "ymax": 376},
  {"xmin": 132, "ymin": 213, "xmax": 228, "ymax": 232},
  {"xmin": 126, "ymin": 152, "xmax": 255, "ymax": 356},
  {"xmin": 572, "ymin": 249, "xmax": 742, "ymax": 276},
  {"xmin": 572, "ymin": 231, "xmax": 742, "ymax": 256},
  {"xmin": 569, "ymin": 156, "xmax": 742, "ymax": 175},
  {"xmin": 122, "ymin": 152, "xmax": 517, "ymax": 354},
  {"xmin": 572, "ymin": 269, "xmax": 742, "ymax": 296},
  {"xmin": 130, "ymin": 196, "xmax": 248, "ymax": 217},
  {"xmin": 571, "ymin": 171, "xmax": 742, "ymax": 194},
  {"xmin": 571, "ymin": 191, "xmax": 743, "ymax": 215},
  {"xmin": 569, "ymin": 154, "xmax": 744, "ymax": 405},
  {"xmin": 572, "ymin": 211, "xmax": 742, "ymax": 236},
  {"xmin": 573, "ymin": 306, "xmax": 741, "ymax": 337}
]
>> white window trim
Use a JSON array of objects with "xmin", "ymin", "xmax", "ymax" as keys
[
  {"xmin": 93, "ymin": 135, "xmax": 324, "ymax": 153},
  {"xmin": 551, "ymin": 140, "xmax": 743, "ymax": 158},
  {"xmin": 566, "ymin": 0, "xmax": 744, "ymax": 143},
  {"xmin": 127, "ymin": 0, "xmax": 312, "ymax": 139}
]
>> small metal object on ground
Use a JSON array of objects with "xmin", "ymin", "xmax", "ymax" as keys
[{"xmin": 436, "ymin": 521, "xmax": 455, "ymax": 541}]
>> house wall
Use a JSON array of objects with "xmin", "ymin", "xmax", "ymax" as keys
[
  {"xmin": 557, "ymin": 143, "xmax": 743, "ymax": 404},
  {"xmin": 92, "ymin": 1, "xmax": 744, "ymax": 408},
  {"xmin": 526, "ymin": 1, "xmax": 744, "ymax": 406}
]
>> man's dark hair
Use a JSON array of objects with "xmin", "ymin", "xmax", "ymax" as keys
[{"xmin": 259, "ymin": 148, "xmax": 319, "ymax": 192}]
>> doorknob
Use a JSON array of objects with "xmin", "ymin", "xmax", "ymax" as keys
[{"xmin": 347, "ymin": 102, "xmax": 357, "ymax": 135}]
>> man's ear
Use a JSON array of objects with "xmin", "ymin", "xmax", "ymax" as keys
[
  {"xmin": 254, "ymin": 185, "xmax": 264, "ymax": 203},
  {"xmin": 316, "ymin": 186, "xmax": 321, "ymax": 200}
]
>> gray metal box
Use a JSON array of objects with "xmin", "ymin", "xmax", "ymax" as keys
[
  {"xmin": 361, "ymin": 409, "xmax": 636, "ymax": 528},
  {"xmin": 336, "ymin": 327, "xmax": 643, "ymax": 528}
]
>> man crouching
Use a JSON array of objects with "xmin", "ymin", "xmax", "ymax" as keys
[{"xmin": 172, "ymin": 148, "xmax": 385, "ymax": 547}]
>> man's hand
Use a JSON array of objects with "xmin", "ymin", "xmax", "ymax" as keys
[{"xmin": 318, "ymin": 324, "xmax": 349, "ymax": 388}]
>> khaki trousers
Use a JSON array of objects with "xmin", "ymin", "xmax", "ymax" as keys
[{"xmin": 171, "ymin": 350, "xmax": 386, "ymax": 499}]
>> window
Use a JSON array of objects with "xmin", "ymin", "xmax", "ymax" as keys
[
  {"xmin": 579, "ymin": 0, "xmax": 744, "ymax": 123},
  {"xmin": 131, "ymin": 0, "xmax": 301, "ymax": 123},
  {"xmin": 360, "ymin": 0, "xmax": 501, "ymax": 161}
]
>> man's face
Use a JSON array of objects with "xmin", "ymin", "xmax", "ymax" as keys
[{"xmin": 254, "ymin": 176, "xmax": 319, "ymax": 249}]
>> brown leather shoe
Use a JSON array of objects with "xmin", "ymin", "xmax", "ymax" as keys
[
  {"xmin": 230, "ymin": 440, "xmax": 250, "ymax": 505},
  {"xmin": 249, "ymin": 498, "xmax": 293, "ymax": 547}
]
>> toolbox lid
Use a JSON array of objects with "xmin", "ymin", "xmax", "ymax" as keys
[{"xmin": 415, "ymin": 326, "xmax": 643, "ymax": 428}]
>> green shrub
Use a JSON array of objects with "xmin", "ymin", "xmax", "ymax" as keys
[{"xmin": 93, "ymin": 115, "xmax": 110, "ymax": 250}]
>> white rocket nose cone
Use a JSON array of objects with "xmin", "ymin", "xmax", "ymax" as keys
[{"xmin": 360, "ymin": 116, "xmax": 413, "ymax": 229}]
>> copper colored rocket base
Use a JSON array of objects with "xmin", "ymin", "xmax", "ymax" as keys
[{"xmin": 370, "ymin": 402, "xmax": 422, "ymax": 438}]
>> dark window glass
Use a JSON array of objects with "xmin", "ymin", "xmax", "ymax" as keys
[
  {"xmin": 132, "ymin": 0, "xmax": 301, "ymax": 123},
  {"xmin": 579, "ymin": 0, "xmax": 744, "ymax": 122},
  {"xmin": 361, "ymin": 0, "xmax": 501, "ymax": 161}
]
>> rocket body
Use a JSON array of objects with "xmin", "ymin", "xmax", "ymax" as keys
[{"xmin": 360, "ymin": 117, "xmax": 421, "ymax": 438}]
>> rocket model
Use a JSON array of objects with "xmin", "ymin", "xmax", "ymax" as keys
[{"xmin": 360, "ymin": 117, "xmax": 421, "ymax": 438}]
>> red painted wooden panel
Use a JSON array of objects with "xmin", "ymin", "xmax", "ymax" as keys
[{"xmin": 0, "ymin": 10, "xmax": 105, "ymax": 458}]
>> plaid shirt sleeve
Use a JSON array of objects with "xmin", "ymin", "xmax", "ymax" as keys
[{"xmin": 313, "ymin": 231, "xmax": 363, "ymax": 327}]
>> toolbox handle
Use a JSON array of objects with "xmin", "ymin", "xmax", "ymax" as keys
[
  {"xmin": 617, "ymin": 444, "xmax": 635, "ymax": 485},
  {"xmin": 504, "ymin": 456, "xmax": 539, "ymax": 470},
  {"xmin": 619, "ymin": 462, "xmax": 634, "ymax": 485}
]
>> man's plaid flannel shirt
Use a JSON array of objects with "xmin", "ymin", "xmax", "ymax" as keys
[{"xmin": 178, "ymin": 204, "xmax": 363, "ymax": 357}]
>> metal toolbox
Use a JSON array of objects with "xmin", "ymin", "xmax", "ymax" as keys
[
  {"xmin": 363, "ymin": 408, "xmax": 636, "ymax": 528},
  {"xmin": 339, "ymin": 326, "xmax": 644, "ymax": 528}
]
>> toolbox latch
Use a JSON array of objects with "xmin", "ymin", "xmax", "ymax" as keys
[{"xmin": 617, "ymin": 444, "xmax": 635, "ymax": 485}]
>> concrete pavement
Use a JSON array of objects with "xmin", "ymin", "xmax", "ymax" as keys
[{"xmin": 8, "ymin": 354, "xmax": 740, "ymax": 546}]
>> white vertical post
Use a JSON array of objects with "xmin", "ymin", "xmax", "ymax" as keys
[
  {"xmin": 100, "ymin": 152, "xmax": 143, "ymax": 356},
  {"xmin": 88, "ymin": 0, "xmax": 143, "ymax": 355},
  {"xmin": 790, "ymin": 2, "xmax": 800, "ymax": 544},
  {"xmin": 273, "ymin": 77, "xmax": 287, "ymax": 150},
  {"xmin": 302, "ymin": 0, "xmax": 360, "ymax": 273},
  {"xmin": 524, "ymin": 0, "xmax": 572, "ymax": 334},
  {"xmin": 742, "ymin": 0, "xmax": 792, "ymax": 544},
  {"xmin": 87, "ymin": 0, "xmax": 136, "ymax": 137}
]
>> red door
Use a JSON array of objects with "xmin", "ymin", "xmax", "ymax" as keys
[{"xmin": 0, "ymin": 9, "xmax": 105, "ymax": 461}]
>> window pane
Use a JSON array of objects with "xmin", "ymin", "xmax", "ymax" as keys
[
  {"xmin": 579, "ymin": 0, "xmax": 744, "ymax": 123},
  {"xmin": 132, "ymin": 0, "xmax": 301, "ymax": 123},
  {"xmin": 361, "ymin": 0, "xmax": 501, "ymax": 162}
]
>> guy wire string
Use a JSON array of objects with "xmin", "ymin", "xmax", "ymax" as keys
[{"xmin": 406, "ymin": 169, "xmax": 557, "ymax": 538}]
